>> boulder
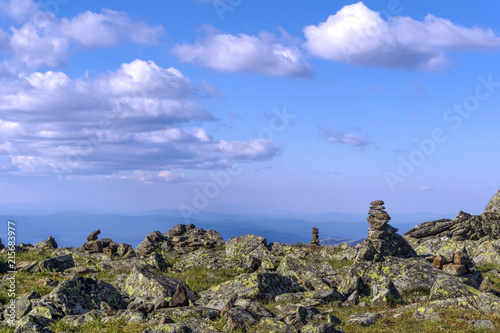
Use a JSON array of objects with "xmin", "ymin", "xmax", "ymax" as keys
[
  {"xmin": 121, "ymin": 266, "xmax": 198, "ymax": 302},
  {"xmin": 484, "ymin": 189, "xmax": 500, "ymax": 215},
  {"xmin": 34, "ymin": 254, "xmax": 74, "ymax": 273},
  {"xmin": 429, "ymin": 277, "xmax": 479, "ymax": 301},
  {"xmin": 49, "ymin": 276, "xmax": 126, "ymax": 315},
  {"xmin": 199, "ymin": 272, "xmax": 300, "ymax": 302},
  {"xmin": 33, "ymin": 236, "xmax": 58, "ymax": 250},
  {"xmin": 347, "ymin": 313, "xmax": 380, "ymax": 326},
  {"xmin": 226, "ymin": 234, "xmax": 268, "ymax": 257},
  {"xmin": 169, "ymin": 285, "xmax": 189, "ymax": 307}
]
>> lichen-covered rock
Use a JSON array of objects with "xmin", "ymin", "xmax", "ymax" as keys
[
  {"xmin": 33, "ymin": 236, "xmax": 57, "ymax": 250},
  {"xmin": 164, "ymin": 224, "xmax": 224, "ymax": 251},
  {"xmin": 258, "ymin": 317, "xmax": 298, "ymax": 333},
  {"xmin": 116, "ymin": 243, "xmax": 136, "ymax": 258},
  {"xmin": 301, "ymin": 322, "xmax": 343, "ymax": 333},
  {"xmin": 404, "ymin": 210, "xmax": 500, "ymax": 242},
  {"xmin": 30, "ymin": 254, "xmax": 75, "ymax": 273},
  {"xmin": 468, "ymin": 319, "xmax": 497, "ymax": 331},
  {"xmin": 144, "ymin": 318, "xmax": 220, "ymax": 333},
  {"xmin": 371, "ymin": 280, "xmax": 403, "ymax": 305},
  {"xmin": 473, "ymin": 291, "xmax": 500, "ymax": 315},
  {"xmin": 135, "ymin": 231, "xmax": 166, "ymax": 256},
  {"xmin": 346, "ymin": 313, "xmax": 380, "ymax": 326},
  {"xmin": 355, "ymin": 233, "xmax": 416, "ymax": 261},
  {"xmin": 150, "ymin": 306, "xmax": 219, "ymax": 323},
  {"xmin": 485, "ymin": 189, "xmax": 500, "ymax": 215},
  {"xmin": 121, "ymin": 266, "xmax": 198, "ymax": 302},
  {"xmin": 49, "ymin": 276, "xmax": 126, "ymax": 315},
  {"xmin": 15, "ymin": 291, "xmax": 40, "ymax": 319},
  {"xmin": 171, "ymin": 250, "xmax": 243, "ymax": 272},
  {"xmin": 429, "ymin": 277, "xmax": 479, "ymax": 301},
  {"xmin": 277, "ymin": 253, "xmax": 336, "ymax": 292},
  {"xmin": 199, "ymin": 272, "xmax": 300, "ymax": 302},
  {"xmin": 226, "ymin": 234, "xmax": 268, "ymax": 257},
  {"xmin": 412, "ymin": 306, "xmax": 441, "ymax": 321}
]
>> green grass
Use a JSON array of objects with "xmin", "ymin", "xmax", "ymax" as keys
[
  {"xmin": 164, "ymin": 267, "xmax": 241, "ymax": 293},
  {"xmin": 49, "ymin": 317, "xmax": 149, "ymax": 333},
  {"xmin": 0, "ymin": 326, "xmax": 14, "ymax": 333}
]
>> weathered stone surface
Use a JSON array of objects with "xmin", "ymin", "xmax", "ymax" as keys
[
  {"xmin": 429, "ymin": 277, "xmax": 479, "ymax": 301},
  {"xmin": 468, "ymin": 319, "xmax": 497, "ymax": 331},
  {"xmin": 15, "ymin": 291, "xmax": 40, "ymax": 319},
  {"xmin": 33, "ymin": 236, "xmax": 57, "ymax": 250},
  {"xmin": 35, "ymin": 254, "xmax": 74, "ymax": 273},
  {"xmin": 165, "ymin": 224, "xmax": 187, "ymax": 239},
  {"xmin": 277, "ymin": 253, "xmax": 336, "ymax": 292},
  {"xmin": 442, "ymin": 263, "xmax": 467, "ymax": 276},
  {"xmin": 432, "ymin": 255, "xmax": 448, "ymax": 269},
  {"xmin": 404, "ymin": 210, "xmax": 500, "ymax": 242},
  {"xmin": 144, "ymin": 318, "xmax": 220, "ymax": 333},
  {"xmin": 258, "ymin": 317, "xmax": 298, "ymax": 333},
  {"xmin": 347, "ymin": 313, "xmax": 380, "ymax": 326},
  {"xmin": 479, "ymin": 277, "xmax": 495, "ymax": 292},
  {"xmin": 199, "ymin": 272, "xmax": 300, "ymax": 302},
  {"xmin": 226, "ymin": 234, "xmax": 268, "ymax": 257},
  {"xmin": 49, "ymin": 276, "xmax": 126, "ymax": 315},
  {"xmin": 169, "ymin": 285, "xmax": 189, "ymax": 307},
  {"xmin": 116, "ymin": 243, "xmax": 135, "ymax": 258},
  {"xmin": 87, "ymin": 230, "xmax": 100, "ymax": 241},
  {"xmin": 165, "ymin": 224, "xmax": 224, "ymax": 251},
  {"xmin": 171, "ymin": 249, "xmax": 243, "ymax": 272},
  {"xmin": 485, "ymin": 189, "xmax": 500, "ymax": 215},
  {"xmin": 412, "ymin": 306, "xmax": 442, "ymax": 321},
  {"xmin": 135, "ymin": 231, "xmax": 165, "ymax": 255},
  {"xmin": 121, "ymin": 266, "xmax": 198, "ymax": 302},
  {"xmin": 371, "ymin": 280, "xmax": 403, "ymax": 305}
]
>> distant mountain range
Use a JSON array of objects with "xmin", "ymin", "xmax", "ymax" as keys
[{"xmin": 0, "ymin": 208, "xmax": 454, "ymax": 248}]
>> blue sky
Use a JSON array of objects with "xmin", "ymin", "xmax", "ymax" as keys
[{"xmin": 0, "ymin": 0, "xmax": 500, "ymax": 217}]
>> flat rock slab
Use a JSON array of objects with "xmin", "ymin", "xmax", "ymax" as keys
[{"xmin": 347, "ymin": 313, "xmax": 381, "ymax": 326}]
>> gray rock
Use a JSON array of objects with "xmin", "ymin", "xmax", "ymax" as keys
[
  {"xmin": 49, "ymin": 276, "xmax": 126, "ymax": 315},
  {"xmin": 122, "ymin": 266, "xmax": 198, "ymax": 302},
  {"xmin": 347, "ymin": 313, "xmax": 380, "ymax": 326},
  {"xmin": 484, "ymin": 189, "xmax": 500, "ymax": 215},
  {"xmin": 412, "ymin": 306, "xmax": 442, "ymax": 321},
  {"xmin": 468, "ymin": 319, "xmax": 496, "ymax": 331},
  {"xmin": 87, "ymin": 230, "xmax": 100, "ymax": 242},
  {"xmin": 33, "ymin": 236, "xmax": 57, "ymax": 250},
  {"xmin": 226, "ymin": 234, "xmax": 268, "ymax": 257}
]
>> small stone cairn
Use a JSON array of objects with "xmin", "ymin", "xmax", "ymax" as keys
[
  {"xmin": 367, "ymin": 200, "xmax": 399, "ymax": 239},
  {"xmin": 81, "ymin": 229, "xmax": 118, "ymax": 256},
  {"xmin": 310, "ymin": 227, "xmax": 319, "ymax": 245}
]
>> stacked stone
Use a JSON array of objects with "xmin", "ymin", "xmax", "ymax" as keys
[
  {"xmin": 310, "ymin": 227, "xmax": 319, "ymax": 245},
  {"xmin": 367, "ymin": 200, "xmax": 398, "ymax": 240}
]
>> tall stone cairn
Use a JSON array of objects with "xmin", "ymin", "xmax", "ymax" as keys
[
  {"xmin": 367, "ymin": 200, "xmax": 398, "ymax": 240},
  {"xmin": 355, "ymin": 200, "xmax": 416, "ymax": 261}
]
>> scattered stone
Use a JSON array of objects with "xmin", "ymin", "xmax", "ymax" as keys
[
  {"xmin": 49, "ymin": 276, "xmax": 126, "ymax": 315},
  {"xmin": 347, "ymin": 313, "xmax": 380, "ymax": 326},
  {"xmin": 221, "ymin": 294, "xmax": 239, "ymax": 315},
  {"xmin": 169, "ymin": 285, "xmax": 189, "ymax": 307},
  {"xmin": 311, "ymin": 227, "xmax": 320, "ymax": 245},
  {"xmin": 412, "ymin": 306, "xmax": 442, "ymax": 321},
  {"xmin": 442, "ymin": 263, "xmax": 467, "ymax": 276},
  {"xmin": 468, "ymin": 319, "xmax": 497, "ymax": 331},
  {"xmin": 371, "ymin": 280, "xmax": 403, "ymax": 305},
  {"xmin": 432, "ymin": 255, "xmax": 448, "ymax": 269},
  {"xmin": 479, "ymin": 277, "xmax": 495, "ymax": 292}
]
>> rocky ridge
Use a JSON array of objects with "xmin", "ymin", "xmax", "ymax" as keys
[{"xmin": 2, "ymin": 195, "xmax": 500, "ymax": 332}]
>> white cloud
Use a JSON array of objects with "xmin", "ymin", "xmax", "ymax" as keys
[
  {"xmin": 1, "ymin": 1, "xmax": 164, "ymax": 69},
  {"xmin": 171, "ymin": 28, "xmax": 313, "ymax": 78},
  {"xmin": 0, "ymin": 60, "xmax": 283, "ymax": 178},
  {"xmin": 321, "ymin": 128, "xmax": 372, "ymax": 147},
  {"xmin": 60, "ymin": 9, "xmax": 163, "ymax": 48},
  {"xmin": 304, "ymin": 2, "xmax": 500, "ymax": 71},
  {"xmin": 218, "ymin": 139, "xmax": 284, "ymax": 160}
]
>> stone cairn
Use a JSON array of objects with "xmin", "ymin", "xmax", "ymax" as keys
[
  {"xmin": 428, "ymin": 248, "xmax": 474, "ymax": 276},
  {"xmin": 367, "ymin": 200, "xmax": 398, "ymax": 240},
  {"xmin": 310, "ymin": 227, "xmax": 319, "ymax": 245},
  {"xmin": 80, "ymin": 229, "xmax": 119, "ymax": 256}
]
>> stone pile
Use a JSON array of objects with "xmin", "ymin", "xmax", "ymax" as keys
[
  {"xmin": 310, "ymin": 227, "xmax": 319, "ymax": 245},
  {"xmin": 80, "ymin": 229, "xmax": 119, "ymax": 256},
  {"xmin": 428, "ymin": 249, "xmax": 474, "ymax": 276},
  {"xmin": 355, "ymin": 200, "xmax": 416, "ymax": 261}
]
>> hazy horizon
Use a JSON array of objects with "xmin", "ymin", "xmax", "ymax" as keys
[{"xmin": 1, "ymin": 1, "xmax": 500, "ymax": 232}]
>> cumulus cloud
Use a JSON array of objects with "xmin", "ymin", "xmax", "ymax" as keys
[
  {"xmin": 1, "ymin": 0, "xmax": 164, "ymax": 69},
  {"xmin": 304, "ymin": 2, "xmax": 500, "ymax": 71},
  {"xmin": 218, "ymin": 139, "xmax": 284, "ymax": 160},
  {"xmin": 171, "ymin": 28, "xmax": 313, "ymax": 78},
  {"xmin": 0, "ymin": 60, "xmax": 283, "ymax": 179},
  {"xmin": 321, "ymin": 128, "xmax": 372, "ymax": 147}
]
